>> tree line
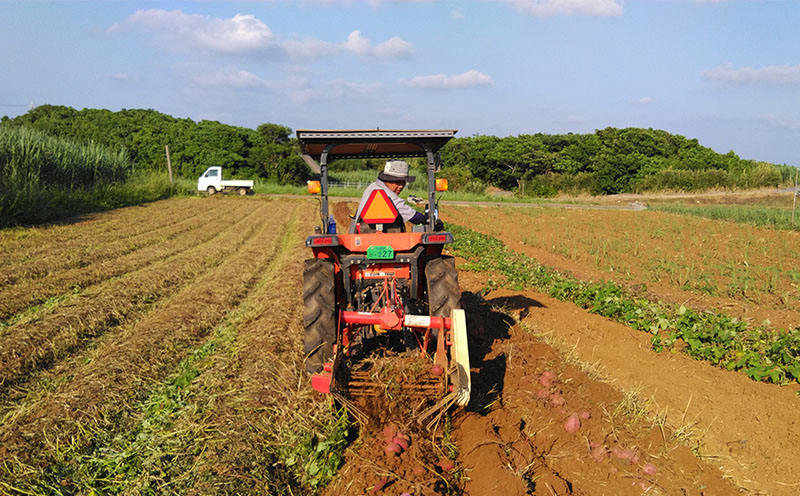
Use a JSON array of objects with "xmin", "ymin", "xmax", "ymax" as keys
[
  {"xmin": 2, "ymin": 105, "xmax": 307, "ymax": 184},
  {"xmin": 439, "ymin": 128, "xmax": 793, "ymax": 195},
  {"xmin": 3, "ymin": 105, "xmax": 793, "ymax": 195}
]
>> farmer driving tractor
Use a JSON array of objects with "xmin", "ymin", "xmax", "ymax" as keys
[{"xmin": 350, "ymin": 160, "xmax": 436, "ymax": 234}]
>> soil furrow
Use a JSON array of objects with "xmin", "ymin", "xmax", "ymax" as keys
[
  {"xmin": 0, "ymin": 201, "xmax": 253, "ymax": 321},
  {"xmin": 0, "ymin": 197, "xmax": 209, "ymax": 265},
  {"xmin": 164, "ymin": 204, "xmax": 320, "ymax": 493},
  {"xmin": 38, "ymin": 202, "xmax": 318, "ymax": 494},
  {"xmin": 1, "ymin": 197, "xmax": 794, "ymax": 495},
  {"xmin": 443, "ymin": 205, "xmax": 800, "ymax": 329},
  {"xmin": 0, "ymin": 200, "xmax": 220, "ymax": 288},
  {"xmin": 0, "ymin": 200, "xmax": 303, "ymax": 482},
  {"xmin": 0, "ymin": 200, "xmax": 278, "ymax": 393}
]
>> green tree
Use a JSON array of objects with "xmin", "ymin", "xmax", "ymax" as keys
[{"xmin": 257, "ymin": 123, "xmax": 292, "ymax": 144}]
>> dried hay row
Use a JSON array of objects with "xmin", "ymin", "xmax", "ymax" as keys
[
  {"xmin": 95, "ymin": 203, "xmax": 322, "ymax": 493},
  {"xmin": 0, "ymin": 198, "xmax": 236, "ymax": 288},
  {"xmin": 0, "ymin": 200, "xmax": 303, "ymax": 478},
  {"xmin": 0, "ymin": 200, "xmax": 278, "ymax": 393},
  {"xmin": 0, "ymin": 197, "xmax": 209, "ymax": 266},
  {"xmin": 42, "ymin": 202, "xmax": 318, "ymax": 494},
  {"xmin": 188, "ymin": 239, "xmax": 330, "ymax": 494},
  {"xmin": 0, "ymin": 201, "xmax": 255, "ymax": 321}
]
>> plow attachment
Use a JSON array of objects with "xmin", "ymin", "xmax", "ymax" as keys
[{"xmin": 311, "ymin": 308, "xmax": 471, "ymax": 428}]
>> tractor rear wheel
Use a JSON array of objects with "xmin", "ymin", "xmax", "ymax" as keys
[
  {"xmin": 303, "ymin": 258, "xmax": 336, "ymax": 374},
  {"xmin": 425, "ymin": 256, "xmax": 460, "ymax": 317}
]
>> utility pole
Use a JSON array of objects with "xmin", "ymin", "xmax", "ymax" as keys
[
  {"xmin": 165, "ymin": 145, "xmax": 173, "ymax": 185},
  {"xmin": 793, "ymin": 167, "xmax": 798, "ymax": 226}
]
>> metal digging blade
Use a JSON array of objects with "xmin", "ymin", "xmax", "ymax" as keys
[{"xmin": 417, "ymin": 308, "xmax": 471, "ymax": 430}]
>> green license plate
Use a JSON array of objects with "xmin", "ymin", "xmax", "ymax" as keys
[{"xmin": 367, "ymin": 245, "xmax": 394, "ymax": 260}]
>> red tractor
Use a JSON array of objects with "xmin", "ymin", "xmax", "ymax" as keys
[{"xmin": 297, "ymin": 130, "xmax": 470, "ymax": 426}]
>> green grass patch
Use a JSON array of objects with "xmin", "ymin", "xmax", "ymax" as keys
[
  {"xmin": 650, "ymin": 202, "xmax": 800, "ymax": 231},
  {"xmin": 448, "ymin": 223, "xmax": 800, "ymax": 384},
  {"xmin": 0, "ymin": 171, "xmax": 177, "ymax": 228},
  {"xmin": 0, "ymin": 125, "xmax": 181, "ymax": 227}
]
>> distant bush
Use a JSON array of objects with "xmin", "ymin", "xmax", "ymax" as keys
[
  {"xmin": 6, "ymin": 105, "xmax": 311, "ymax": 184},
  {"xmin": 521, "ymin": 172, "xmax": 595, "ymax": 197},
  {"xmin": 440, "ymin": 127, "xmax": 792, "ymax": 196},
  {"xmin": 0, "ymin": 125, "xmax": 173, "ymax": 227},
  {"xmin": 630, "ymin": 164, "xmax": 782, "ymax": 193}
]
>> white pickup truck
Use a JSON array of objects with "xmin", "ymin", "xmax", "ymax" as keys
[{"xmin": 197, "ymin": 166, "xmax": 254, "ymax": 196}]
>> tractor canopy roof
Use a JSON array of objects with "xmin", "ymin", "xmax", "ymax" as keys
[{"xmin": 296, "ymin": 129, "xmax": 457, "ymax": 160}]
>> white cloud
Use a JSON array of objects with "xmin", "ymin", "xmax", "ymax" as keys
[
  {"xmin": 702, "ymin": 62, "xmax": 800, "ymax": 85},
  {"xmin": 200, "ymin": 69, "xmax": 274, "ymax": 89},
  {"xmin": 633, "ymin": 96, "xmax": 655, "ymax": 105},
  {"xmin": 173, "ymin": 63, "xmax": 274, "ymax": 91},
  {"xmin": 110, "ymin": 10, "xmax": 412, "ymax": 61},
  {"xmin": 283, "ymin": 37, "xmax": 336, "ymax": 59},
  {"xmin": 401, "ymin": 69, "xmax": 494, "ymax": 89},
  {"xmin": 342, "ymin": 30, "xmax": 412, "ymax": 59},
  {"xmin": 509, "ymin": 0, "xmax": 623, "ymax": 18},
  {"xmin": 451, "ymin": 8, "xmax": 466, "ymax": 20},
  {"xmin": 105, "ymin": 72, "xmax": 137, "ymax": 83},
  {"xmin": 555, "ymin": 115, "xmax": 588, "ymax": 125},
  {"xmin": 110, "ymin": 9, "xmax": 275, "ymax": 53},
  {"xmin": 759, "ymin": 113, "xmax": 800, "ymax": 130}
]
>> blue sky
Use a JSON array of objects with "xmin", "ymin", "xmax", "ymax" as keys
[{"xmin": 1, "ymin": 0, "xmax": 799, "ymax": 165}]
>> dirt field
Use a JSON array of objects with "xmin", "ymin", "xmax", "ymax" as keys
[{"xmin": 1, "ymin": 196, "xmax": 797, "ymax": 495}]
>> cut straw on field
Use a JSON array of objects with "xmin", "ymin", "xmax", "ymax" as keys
[
  {"xmin": 0, "ymin": 201, "xmax": 254, "ymax": 322},
  {"xmin": 0, "ymin": 197, "xmax": 216, "ymax": 287},
  {"xmin": 0, "ymin": 200, "xmax": 342, "ymax": 495},
  {"xmin": 0, "ymin": 201, "xmax": 308, "ymax": 491},
  {"xmin": 0, "ymin": 200, "xmax": 276, "ymax": 394},
  {"xmin": 0, "ymin": 197, "xmax": 200, "ymax": 265}
]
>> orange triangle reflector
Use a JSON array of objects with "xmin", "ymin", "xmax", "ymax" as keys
[{"xmin": 361, "ymin": 189, "xmax": 399, "ymax": 224}]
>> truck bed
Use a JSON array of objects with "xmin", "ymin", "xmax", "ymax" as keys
[{"xmin": 220, "ymin": 180, "xmax": 254, "ymax": 188}]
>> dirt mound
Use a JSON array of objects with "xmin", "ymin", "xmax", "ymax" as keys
[{"xmin": 322, "ymin": 282, "xmax": 738, "ymax": 495}]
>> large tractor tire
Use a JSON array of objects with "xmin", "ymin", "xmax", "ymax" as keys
[
  {"xmin": 425, "ymin": 256, "xmax": 461, "ymax": 317},
  {"xmin": 303, "ymin": 258, "xmax": 337, "ymax": 374}
]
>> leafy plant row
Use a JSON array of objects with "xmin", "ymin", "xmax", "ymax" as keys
[
  {"xmin": 448, "ymin": 224, "xmax": 800, "ymax": 384},
  {"xmin": 650, "ymin": 202, "xmax": 800, "ymax": 232}
]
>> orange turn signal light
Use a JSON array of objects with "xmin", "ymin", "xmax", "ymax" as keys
[
  {"xmin": 307, "ymin": 180, "xmax": 321, "ymax": 194},
  {"xmin": 435, "ymin": 178, "xmax": 448, "ymax": 192}
]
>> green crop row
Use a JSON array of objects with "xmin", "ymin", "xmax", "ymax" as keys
[
  {"xmin": 0, "ymin": 170, "xmax": 175, "ymax": 228},
  {"xmin": 0, "ymin": 125, "xmax": 131, "ymax": 189},
  {"xmin": 650, "ymin": 202, "xmax": 800, "ymax": 232},
  {"xmin": 0, "ymin": 125, "xmax": 178, "ymax": 227},
  {"xmin": 448, "ymin": 224, "xmax": 800, "ymax": 384}
]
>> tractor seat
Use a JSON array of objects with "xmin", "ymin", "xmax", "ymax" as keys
[{"xmin": 355, "ymin": 218, "xmax": 405, "ymax": 234}]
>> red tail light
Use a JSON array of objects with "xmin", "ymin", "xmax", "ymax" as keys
[
  {"xmin": 306, "ymin": 235, "xmax": 339, "ymax": 247},
  {"xmin": 422, "ymin": 233, "xmax": 452, "ymax": 244}
]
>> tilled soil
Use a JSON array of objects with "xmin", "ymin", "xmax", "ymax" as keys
[
  {"xmin": 444, "ymin": 205, "xmax": 800, "ymax": 330},
  {"xmin": 321, "ymin": 278, "xmax": 742, "ymax": 495},
  {"xmin": 2, "ymin": 198, "xmax": 798, "ymax": 495},
  {"xmin": 324, "ymin": 200, "xmax": 798, "ymax": 495}
]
